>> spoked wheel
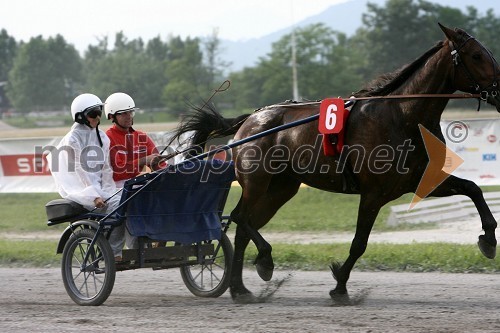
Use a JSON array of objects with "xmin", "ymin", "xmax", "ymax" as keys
[
  {"xmin": 61, "ymin": 228, "xmax": 116, "ymax": 306},
  {"xmin": 180, "ymin": 233, "xmax": 233, "ymax": 297}
]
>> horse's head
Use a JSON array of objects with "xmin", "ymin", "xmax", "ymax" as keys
[{"xmin": 439, "ymin": 23, "xmax": 500, "ymax": 111}]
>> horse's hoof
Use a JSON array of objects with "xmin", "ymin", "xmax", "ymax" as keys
[
  {"xmin": 254, "ymin": 253, "xmax": 274, "ymax": 281},
  {"xmin": 231, "ymin": 292, "xmax": 261, "ymax": 304},
  {"xmin": 329, "ymin": 288, "xmax": 348, "ymax": 298},
  {"xmin": 329, "ymin": 289, "xmax": 351, "ymax": 305},
  {"xmin": 478, "ymin": 235, "xmax": 496, "ymax": 259},
  {"xmin": 256, "ymin": 263, "xmax": 274, "ymax": 281}
]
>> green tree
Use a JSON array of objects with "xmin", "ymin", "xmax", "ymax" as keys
[
  {"xmin": 230, "ymin": 23, "xmax": 363, "ymax": 108},
  {"xmin": 474, "ymin": 9, "xmax": 500, "ymax": 57},
  {"xmin": 357, "ymin": 0, "xmax": 475, "ymax": 79},
  {"xmin": 227, "ymin": 64, "xmax": 269, "ymax": 110},
  {"xmin": 161, "ymin": 80, "xmax": 198, "ymax": 117},
  {"xmin": 202, "ymin": 28, "xmax": 231, "ymax": 90},
  {"xmin": 7, "ymin": 35, "xmax": 81, "ymax": 112},
  {"xmin": 142, "ymin": 36, "xmax": 171, "ymax": 107},
  {"xmin": 0, "ymin": 29, "xmax": 17, "ymax": 82},
  {"xmin": 292, "ymin": 24, "xmax": 363, "ymax": 99},
  {"xmin": 83, "ymin": 37, "xmax": 109, "ymax": 70},
  {"xmin": 162, "ymin": 36, "xmax": 204, "ymax": 115},
  {"xmin": 83, "ymin": 32, "xmax": 168, "ymax": 108},
  {"xmin": 146, "ymin": 36, "xmax": 169, "ymax": 62}
]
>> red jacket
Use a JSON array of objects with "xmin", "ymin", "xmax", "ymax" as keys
[{"xmin": 106, "ymin": 125, "xmax": 159, "ymax": 184}]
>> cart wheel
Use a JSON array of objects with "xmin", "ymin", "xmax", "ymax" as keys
[
  {"xmin": 180, "ymin": 233, "xmax": 233, "ymax": 297},
  {"xmin": 61, "ymin": 228, "xmax": 116, "ymax": 306}
]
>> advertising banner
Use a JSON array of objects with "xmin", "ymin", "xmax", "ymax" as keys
[
  {"xmin": 0, "ymin": 137, "xmax": 60, "ymax": 192},
  {"xmin": 0, "ymin": 132, "xmax": 179, "ymax": 193},
  {"xmin": 441, "ymin": 119, "xmax": 500, "ymax": 186}
]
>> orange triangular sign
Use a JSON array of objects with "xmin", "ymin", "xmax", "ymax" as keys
[{"xmin": 409, "ymin": 124, "xmax": 464, "ymax": 210}]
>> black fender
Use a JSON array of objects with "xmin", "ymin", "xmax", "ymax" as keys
[{"xmin": 56, "ymin": 220, "xmax": 99, "ymax": 253}]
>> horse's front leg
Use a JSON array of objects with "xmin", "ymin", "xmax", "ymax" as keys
[
  {"xmin": 430, "ymin": 175, "xmax": 497, "ymax": 259},
  {"xmin": 330, "ymin": 195, "xmax": 381, "ymax": 297}
]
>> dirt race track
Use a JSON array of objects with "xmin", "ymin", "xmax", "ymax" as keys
[{"xmin": 1, "ymin": 268, "xmax": 499, "ymax": 333}]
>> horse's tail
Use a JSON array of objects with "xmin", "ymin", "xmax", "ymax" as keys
[{"xmin": 169, "ymin": 103, "xmax": 251, "ymax": 157}]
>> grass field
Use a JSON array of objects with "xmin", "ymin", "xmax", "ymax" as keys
[
  {"xmin": 1, "ymin": 189, "xmax": 500, "ymax": 272},
  {"xmin": 0, "ymin": 188, "xmax": 428, "ymax": 235},
  {"xmin": 1, "ymin": 239, "xmax": 499, "ymax": 273}
]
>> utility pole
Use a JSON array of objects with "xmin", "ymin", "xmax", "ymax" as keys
[
  {"xmin": 291, "ymin": 28, "xmax": 299, "ymax": 101},
  {"xmin": 290, "ymin": 0, "xmax": 299, "ymax": 101}
]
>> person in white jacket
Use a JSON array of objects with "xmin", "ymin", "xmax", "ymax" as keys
[{"xmin": 47, "ymin": 93, "xmax": 132, "ymax": 261}]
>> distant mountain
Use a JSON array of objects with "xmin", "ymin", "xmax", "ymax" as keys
[{"xmin": 221, "ymin": 0, "xmax": 497, "ymax": 72}]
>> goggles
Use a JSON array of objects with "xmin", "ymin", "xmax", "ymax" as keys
[{"xmin": 84, "ymin": 105, "xmax": 103, "ymax": 119}]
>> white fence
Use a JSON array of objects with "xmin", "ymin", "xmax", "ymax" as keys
[{"xmin": 387, "ymin": 192, "xmax": 500, "ymax": 226}]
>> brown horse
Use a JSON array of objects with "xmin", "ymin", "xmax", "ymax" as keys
[{"xmin": 171, "ymin": 23, "xmax": 500, "ymax": 303}]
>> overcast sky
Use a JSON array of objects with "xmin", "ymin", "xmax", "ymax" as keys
[{"xmin": 0, "ymin": 0, "xmax": 347, "ymax": 51}]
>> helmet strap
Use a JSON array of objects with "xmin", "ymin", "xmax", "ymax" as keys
[
  {"xmin": 112, "ymin": 115, "xmax": 133, "ymax": 131},
  {"xmin": 95, "ymin": 126, "xmax": 103, "ymax": 147},
  {"xmin": 74, "ymin": 112, "xmax": 86, "ymax": 125},
  {"xmin": 75, "ymin": 111, "xmax": 93, "ymax": 128}
]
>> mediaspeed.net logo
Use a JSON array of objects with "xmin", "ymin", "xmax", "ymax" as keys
[{"xmin": 410, "ymin": 123, "xmax": 465, "ymax": 210}]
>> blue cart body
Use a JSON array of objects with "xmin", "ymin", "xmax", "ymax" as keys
[{"xmin": 121, "ymin": 159, "xmax": 235, "ymax": 243}]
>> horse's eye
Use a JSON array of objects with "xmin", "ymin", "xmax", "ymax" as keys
[{"xmin": 472, "ymin": 53, "xmax": 482, "ymax": 60}]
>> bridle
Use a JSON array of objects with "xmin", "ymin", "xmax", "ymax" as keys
[{"xmin": 448, "ymin": 35, "xmax": 499, "ymax": 101}]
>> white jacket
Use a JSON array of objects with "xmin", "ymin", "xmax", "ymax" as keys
[{"xmin": 47, "ymin": 123, "xmax": 118, "ymax": 210}]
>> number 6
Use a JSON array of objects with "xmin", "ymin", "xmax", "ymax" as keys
[{"xmin": 325, "ymin": 104, "xmax": 337, "ymax": 130}]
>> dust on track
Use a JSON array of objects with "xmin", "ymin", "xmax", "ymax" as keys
[{"xmin": 1, "ymin": 268, "xmax": 499, "ymax": 333}]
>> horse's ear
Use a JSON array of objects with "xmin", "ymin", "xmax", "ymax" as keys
[{"xmin": 438, "ymin": 22, "xmax": 458, "ymax": 41}]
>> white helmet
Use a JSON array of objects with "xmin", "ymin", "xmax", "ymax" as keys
[
  {"xmin": 71, "ymin": 93, "xmax": 103, "ymax": 124},
  {"xmin": 104, "ymin": 92, "xmax": 137, "ymax": 119}
]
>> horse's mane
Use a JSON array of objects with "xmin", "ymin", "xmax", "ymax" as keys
[{"xmin": 354, "ymin": 41, "xmax": 445, "ymax": 97}]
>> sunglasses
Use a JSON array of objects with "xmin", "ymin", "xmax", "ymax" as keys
[{"xmin": 85, "ymin": 106, "xmax": 103, "ymax": 119}]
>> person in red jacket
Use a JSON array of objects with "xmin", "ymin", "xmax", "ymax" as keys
[{"xmin": 104, "ymin": 92, "xmax": 166, "ymax": 188}]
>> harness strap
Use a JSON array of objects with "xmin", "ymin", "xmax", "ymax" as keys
[
  {"xmin": 347, "ymin": 93, "xmax": 480, "ymax": 101},
  {"xmin": 448, "ymin": 37, "xmax": 499, "ymax": 102},
  {"xmin": 275, "ymin": 93, "xmax": 481, "ymax": 107}
]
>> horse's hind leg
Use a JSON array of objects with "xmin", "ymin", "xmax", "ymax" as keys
[
  {"xmin": 229, "ymin": 215, "xmax": 280, "ymax": 301},
  {"xmin": 430, "ymin": 175, "xmax": 497, "ymax": 259},
  {"xmin": 229, "ymin": 175, "xmax": 301, "ymax": 302}
]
